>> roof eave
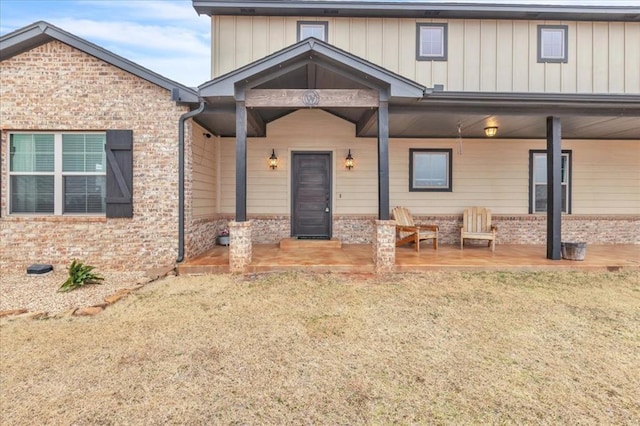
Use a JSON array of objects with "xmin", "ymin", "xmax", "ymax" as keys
[
  {"xmin": 192, "ymin": 1, "xmax": 640, "ymax": 22},
  {"xmin": 420, "ymin": 91, "xmax": 640, "ymax": 116}
]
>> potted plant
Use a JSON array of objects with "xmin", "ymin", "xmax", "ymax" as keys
[{"xmin": 216, "ymin": 228, "xmax": 230, "ymax": 246}]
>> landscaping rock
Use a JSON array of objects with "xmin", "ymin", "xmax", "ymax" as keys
[
  {"xmin": 146, "ymin": 265, "xmax": 176, "ymax": 281},
  {"xmin": 13, "ymin": 311, "xmax": 49, "ymax": 320},
  {"xmin": 52, "ymin": 308, "xmax": 78, "ymax": 318},
  {"xmin": 74, "ymin": 306, "xmax": 103, "ymax": 316},
  {"xmin": 0, "ymin": 309, "xmax": 28, "ymax": 318}
]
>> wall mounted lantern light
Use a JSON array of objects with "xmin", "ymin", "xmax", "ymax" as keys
[
  {"xmin": 268, "ymin": 149, "xmax": 278, "ymax": 170},
  {"xmin": 345, "ymin": 149, "xmax": 354, "ymax": 170},
  {"xmin": 484, "ymin": 126, "xmax": 498, "ymax": 137}
]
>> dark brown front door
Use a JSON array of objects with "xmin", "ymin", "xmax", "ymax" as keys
[{"xmin": 292, "ymin": 152, "xmax": 332, "ymax": 239}]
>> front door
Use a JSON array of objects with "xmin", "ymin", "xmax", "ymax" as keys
[{"xmin": 291, "ymin": 152, "xmax": 332, "ymax": 239}]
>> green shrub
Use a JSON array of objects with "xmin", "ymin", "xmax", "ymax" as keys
[{"xmin": 58, "ymin": 259, "xmax": 104, "ymax": 293}]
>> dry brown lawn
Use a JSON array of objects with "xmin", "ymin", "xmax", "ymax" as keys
[{"xmin": 1, "ymin": 271, "xmax": 639, "ymax": 425}]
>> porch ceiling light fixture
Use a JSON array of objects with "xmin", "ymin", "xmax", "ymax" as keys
[
  {"xmin": 484, "ymin": 126, "xmax": 498, "ymax": 137},
  {"xmin": 268, "ymin": 149, "xmax": 278, "ymax": 170},
  {"xmin": 345, "ymin": 149, "xmax": 354, "ymax": 170}
]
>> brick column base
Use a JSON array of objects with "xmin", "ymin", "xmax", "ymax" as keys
[
  {"xmin": 373, "ymin": 219, "xmax": 396, "ymax": 274},
  {"xmin": 229, "ymin": 221, "xmax": 252, "ymax": 273}
]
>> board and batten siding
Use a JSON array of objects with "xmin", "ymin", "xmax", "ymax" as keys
[
  {"xmin": 212, "ymin": 16, "xmax": 640, "ymax": 94},
  {"xmin": 190, "ymin": 123, "xmax": 218, "ymax": 219},
  {"xmin": 215, "ymin": 110, "xmax": 640, "ymax": 216}
]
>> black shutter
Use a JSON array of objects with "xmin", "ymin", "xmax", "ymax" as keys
[{"xmin": 106, "ymin": 130, "xmax": 133, "ymax": 218}]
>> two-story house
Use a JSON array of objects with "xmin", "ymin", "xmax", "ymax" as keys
[{"xmin": 1, "ymin": 1, "xmax": 639, "ymax": 273}]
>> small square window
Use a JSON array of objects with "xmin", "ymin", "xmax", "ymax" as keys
[
  {"xmin": 409, "ymin": 149, "xmax": 453, "ymax": 192},
  {"xmin": 416, "ymin": 23, "xmax": 448, "ymax": 61},
  {"xmin": 297, "ymin": 21, "xmax": 328, "ymax": 42},
  {"xmin": 538, "ymin": 25, "xmax": 568, "ymax": 63}
]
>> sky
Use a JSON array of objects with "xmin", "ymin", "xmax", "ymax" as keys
[
  {"xmin": 0, "ymin": 0, "xmax": 211, "ymax": 87},
  {"xmin": 1, "ymin": 0, "xmax": 639, "ymax": 87}
]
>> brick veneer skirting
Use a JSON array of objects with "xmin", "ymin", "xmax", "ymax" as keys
[
  {"xmin": 212, "ymin": 214, "xmax": 638, "ymax": 246},
  {"xmin": 185, "ymin": 216, "xmax": 229, "ymax": 258},
  {"xmin": 410, "ymin": 214, "xmax": 640, "ymax": 245}
]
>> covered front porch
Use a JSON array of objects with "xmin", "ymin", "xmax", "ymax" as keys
[
  {"xmin": 183, "ymin": 36, "xmax": 640, "ymax": 274},
  {"xmin": 178, "ymin": 243, "xmax": 640, "ymax": 275}
]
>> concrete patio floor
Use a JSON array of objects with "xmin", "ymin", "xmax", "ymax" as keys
[{"xmin": 178, "ymin": 243, "xmax": 640, "ymax": 274}]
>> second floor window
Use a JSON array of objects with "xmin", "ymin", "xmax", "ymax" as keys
[
  {"xmin": 9, "ymin": 133, "xmax": 106, "ymax": 215},
  {"xmin": 297, "ymin": 21, "xmax": 328, "ymax": 42},
  {"xmin": 538, "ymin": 25, "xmax": 568, "ymax": 63},
  {"xmin": 416, "ymin": 23, "xmax": 448, "ymax": 61}
]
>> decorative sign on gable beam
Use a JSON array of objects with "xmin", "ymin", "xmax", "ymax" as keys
[{"xmin": 245, "ymin": 89, "xmax": 379, "ymax": 108}]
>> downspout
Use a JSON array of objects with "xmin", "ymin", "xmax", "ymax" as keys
[{"xmin": 177, "ymin": 100, "xmax": 206, "ymax": 263}]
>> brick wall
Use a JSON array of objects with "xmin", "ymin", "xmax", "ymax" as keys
[
  {"xmin": 209, "ymin": 215, "xmax": 376, "ymax": 244},
  {"xmin": 0, "ymin": 41, "xmax": 188, "ymax": 272},
  {"xmin": 334, "ymin": 215, "xmax": 375, "ymax": 244},
  {"xmin": 202, "ymin": 214, "xmax": 638, "ymax": 246},
  {"xmin": 185, "ymin": 216, "xmax": 228, "ymax": 257}
]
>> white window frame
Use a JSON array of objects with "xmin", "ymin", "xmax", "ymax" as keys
[
  {"xmin": 530, "ymin": 150, "xmax": 572, "ymax": 214},
  {"xmin": 297, "ymin": 21, "xmax": 328, "ymax": 42},
  {"xmin": 416, "ymin": 23, "xmax": 448, "ymax": 61},
  {"xmin": 537, "ymin": 25, "xmax": 568, "ymax": 63},
  {"xmin": 8, "ymin": 132, "xmax": 106, "ymax": 215}
]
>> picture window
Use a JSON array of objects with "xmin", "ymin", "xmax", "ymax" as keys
[{"xmin": 409, "ymin": 149, "xmax": 452, "ymax": 192}]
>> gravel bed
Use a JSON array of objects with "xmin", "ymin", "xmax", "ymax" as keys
[{"xmin": 0, "ymin": 269, "xmax": 147, "ymax": 314}]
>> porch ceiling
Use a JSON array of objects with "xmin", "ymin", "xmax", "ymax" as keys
[{"xmin": 196, "ymin": 101, "xmax": 640, "ymax": 140}]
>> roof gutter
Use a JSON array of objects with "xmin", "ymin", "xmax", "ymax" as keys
[{"xmin": 177, "ymin": 100, "xmax": 206, "ymax": 263}]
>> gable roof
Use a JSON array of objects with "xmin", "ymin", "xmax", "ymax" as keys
[
  {"xmin": 199, "ymin": 36, "xmax": 426, "ymax": 99},
  {"xmin": 193, "ymin": 1, "xmax": 640, "ymax": 22},
  {"xmin": 0, "ymin": 21, "xmax": 199, "ymax": 103}
]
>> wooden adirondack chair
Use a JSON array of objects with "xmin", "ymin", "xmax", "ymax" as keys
[
  {"xmin": 391, "ymin": 207, "xmax": 438, "ymax": 251},
  {"xmin": 460, "ymin": 207, "xmax": 497, "ymax": 251}
]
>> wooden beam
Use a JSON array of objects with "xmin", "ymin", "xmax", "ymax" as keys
[
  {"xmin": 246, "ymin": 108, "xmax": 266, "ymax": 136},
  {"xmin": 356, "ymin": 108, "xmax": 378, "ymax": 136},
  {"xmin": 546, "ymin": 116, "xmax": 562, "ymax": 260},
  {"xmin": 245, "ymin": 89, "xmax": 379, "ymax": 108},
  {"xmin": 307, "ymin": 63, "xmax": 317, "ymax": 89}
]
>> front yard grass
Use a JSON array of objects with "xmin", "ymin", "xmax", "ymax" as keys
[{"xmin": 1, "ymin": 271, "xmax": 638, "ymax": 424}]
